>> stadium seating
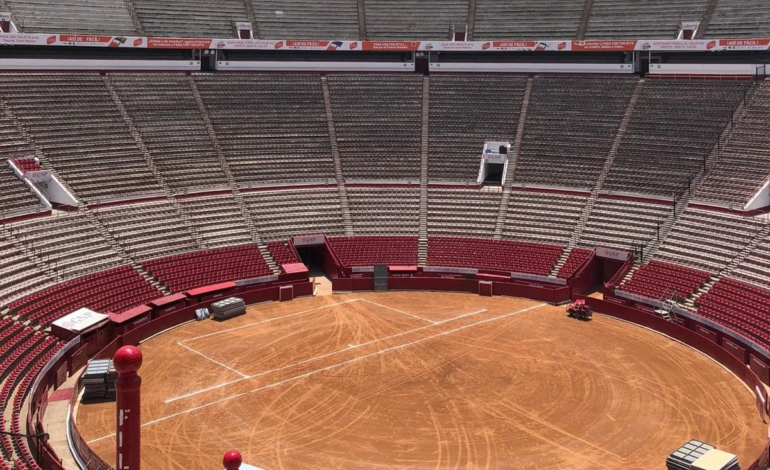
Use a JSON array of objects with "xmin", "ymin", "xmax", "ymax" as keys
[
  {"xmin": 428, "ymin": 74, "xmax": 526, "ymax": 182},
  {"xmin": 695, "ymin": 278, "xmax": 770, "ymax": 348},
  {"xmin": 586, "ymin": 0, "xmax": 706, "ymax": 39},
  {"xmin": 695, "ymin": 82, "xmax": 770, "ymax": 207},
  {"xmin": 177, "ymin": 193, "xmax": 254, "ymax": 247},
  {"xmin": 253, "ymin": 0, "xmax": 361, "ymax": 39},
  {"xmin": 327, "ymin": 74, "xmax": 422, "ymax": 180},
  {"xmin": 603, "ymin": 80, "xmax": 749, "ymax": 197},
  {"xmin": 328, "ymin": 236, "xmax": 418, "ymax": 267},
  {"xmin": 8, "ymin": 265, "xmax": 159, "ymax": 326},
  {"xmin": 704, "ymin": 0, "xmax": 770, "ymax": 38},
  {"xmin": 427, "ymin": 237, "xmax": 563, "ymax": 275},
  {"xmin": 12, "ymin": 158, "xmax": 42, "ymax": 173},
  {"xmin": 364, "ymin": 0, "xmax": 469, "ymax": 39},
  {"xmin": 619, "ymin": 260, "xmax": 711, "ymax": 301},
  {"xmin": 8, "ymin": 212, "xmax": 124, "ymax": 280},
  {"xmin": 0, "ymin": 73, "xmax": 164, "ymax": 203},
  {"xmin": 242, "ymin": 187, "xmax": 346, "ymax": 241},
  {"xmin": 142, "ymin": 245, "xmax": 271, "ymax": 292},
  {"xmin": 0, "ymin": 166, "xmax": 42, "ymax": 219},
  {"xmin": 427, "ymin": 187, "xmax": 501, "ymax": 238},
  {"xmin": 516, "ymin": 76, "xmax": 638, "ymax": 189},
  {"xmin": 0, "ymin": 230, "xmax": 55, "ymax": 308},
  {"xmin": 579, "ymin": 197, "xmax": 672, "ymax": 250},
  {"xmin": 473, "ymin": 0, "xmax": 583, "ymax": 39},
  {"xmin": 4, "ymin": 0, "xmax": 138, "ymax": 35},
  {"xmin": 504, "ymin": 190, "xmax": 588, "ymax": 245},
  {"xmin": 348, "ymin": 186, "xmax": 420, "ymax": 235},
  {"xmin": 730, "ymin": 235, "xmax": 770, "ymax": 287},
  {"xmin": 93, "ymin": 199, "xmax": 200, "ymax": 261},
  {"xmin": 654, "ymin": 207, "xmax": 764, "ymax": 273},
  {"xmin": 0, "ymin": 113, "xmax": 33, "ymax": 159},
  {"xmin": 131, "ymin": 0, "xmax": 248, "ymax": 37},
  {"xmin": 267, "ymin": 241, "xmax": 301, "ymax": 266},
  {"xmin": 109, "ymin": 73, "xmax": 229, "ymax": 191},
  {"xmin": 194, "ymin": 73, "xmax": 336, "ymax": 186},
  {"xmin": 556, "ymin": 248, "xmax": 593, "ymax": 279}
]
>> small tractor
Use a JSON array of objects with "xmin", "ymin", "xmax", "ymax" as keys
[{"xmin": 567, "ymin": 299, "xmax": 593, "ymax": 321}]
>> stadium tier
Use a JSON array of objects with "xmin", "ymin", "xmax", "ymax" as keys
[
  {"xmin": 2, "ymin": 0, "xmax": 770, "ymax": 38},
  {"xmin": 428, "ymin": 74, "xmax": 526, "ymax": 182},
  {"xmin": 516, "ymin": 76, "xmax": 638, "ymax": 189}
]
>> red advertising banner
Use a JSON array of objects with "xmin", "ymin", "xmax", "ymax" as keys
[{"xmin": 1, "ymin": 33, "xmax": 770, "ymax": 52}]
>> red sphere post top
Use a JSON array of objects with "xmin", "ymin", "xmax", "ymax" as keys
[
  {"xmin": 223, "ymin": 450, "xmax": 242, "ymax": 470},
  {"xmin": 113, "ymin": 345, "xmax": 143, "ymax": 375}
]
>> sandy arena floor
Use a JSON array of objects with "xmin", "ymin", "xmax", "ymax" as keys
[{"xmin": 76, "ymin": 292, "xmax": 768, "ymax": 470}]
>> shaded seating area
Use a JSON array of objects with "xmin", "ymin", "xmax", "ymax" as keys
[
  {"xmin": 427, "ymin": 237, "xmax": 562, "ymax": 275},
  {"xmin": 267, "ymin": 241, "xmax": 302, "ymax": 266},
  {"xmin": 696, "ymin": 278, "xmax": 770, "ymax": 348},
  {"xmin": 619, "ymin": 260, "xmax": 710, "ymax": 301},
  {"xmin": 142, "ymin": 245, "xmax": 272, "ymax": 293},
  {"xmin": 8, "ymin": 265, "xmax": 159, "ymax": 327},
  {"xmin": 556, "ymin": 248, "xmax": 593, "ymax": 279},
  {"xmin": 328, "ymin": 236, "xmax": 418, "ymax": 267}
]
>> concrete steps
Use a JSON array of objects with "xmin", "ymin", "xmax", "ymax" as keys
[
  {"xmin": 494, "ymin": 76, "xmax": 533, "ymax": 239},
  {"xmin": 320, "ymin": 75, "xmax": 354, "ymax": 236},
  {"xmin": 418, "ymin": 76, "xmax": 430, "ymax": 266}
]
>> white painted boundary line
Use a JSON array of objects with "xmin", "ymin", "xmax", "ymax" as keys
[
  {"xmin": 86, "ymin": 302, "xmax": 545, "ymax": 443},
  {"xmin": 177, "ymin": 342, "xmax": 249, "ymax": 378},
  {"xmin": 163, "ymin": 307, "xmax": 489, "ymax": 404},
  {"xmin": 357, "ymin": 298, "xmax": 436, "ymax": 324},
  {"xmin": 180, "ymin": 299, "xmax": 359, "ymax": 343}
]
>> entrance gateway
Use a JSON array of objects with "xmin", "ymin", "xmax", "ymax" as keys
[{"xmin": 478, "ymin": 141, "xmax": 511, "ymax": 185}]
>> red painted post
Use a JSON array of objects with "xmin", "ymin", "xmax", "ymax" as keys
[
  {"xmin": 113, "ymin": 345, "xmax": 143, "ymax": 470},
  {"xmin": 223, "ymin": 450, "xmax": 242, "ymax": 470}
]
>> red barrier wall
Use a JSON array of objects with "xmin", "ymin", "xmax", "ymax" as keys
[{"xmin": 333, "ymin": 276, "xmax": 571, "ymax": 303}]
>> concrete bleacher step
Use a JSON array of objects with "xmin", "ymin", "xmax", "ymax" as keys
[
  {"xmin": 549, "ymin": 246, "xmax": 573, "ymax": 277},
  {"xmin": 494, "ymin": 76, "xmax": 533, "ymax": 239}
]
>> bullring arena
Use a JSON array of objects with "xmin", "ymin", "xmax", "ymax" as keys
[
  {"xmin": 74, "ymin": 292, "xmax": 766, "ymax": 470},
  {"xmin": 5, "ymin": 2, "xmax": 770, "ymax": 470}
]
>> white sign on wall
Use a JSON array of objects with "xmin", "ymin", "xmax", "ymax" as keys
[
  {"xmin": 293, "ymin": 234, "xmax": 326, "ymax": 247},
  {"xmin": 52, "ymin": 307, "xmax": 108, "ymax": 332}
]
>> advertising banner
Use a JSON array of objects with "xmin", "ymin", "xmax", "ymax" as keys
[{"xmin": 3, "ymin": 34, "xmax": 770, "ymax": 52}]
